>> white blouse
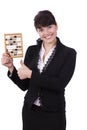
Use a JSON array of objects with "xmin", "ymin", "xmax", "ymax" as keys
[{"xmin": 34, "ymin": 43, "xmax": 56, "ymax": 106}]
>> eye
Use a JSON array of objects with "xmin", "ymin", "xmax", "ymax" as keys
[
  {"xmin": 47, "ymin": 25, "xmax": 52, "ymax": 29},
  {"xmin": 39, "ymin": 28, "xmax": 43, "ymax": 32},
  {"xmin": 37, "ymin": 28, "xmax": 43, "ymax": 32}
]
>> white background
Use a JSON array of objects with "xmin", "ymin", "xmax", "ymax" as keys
[{"xmin": 0, "ymin": 0, "xmax": 87, "ymax": 130}]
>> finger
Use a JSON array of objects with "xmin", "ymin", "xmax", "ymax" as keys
[
  {"xmin": 2, "ymin": 53, "xmax": 11, "ymax": 58},
  {"xmin": 20, "ymin": 59, "xmax": 24, "ymax": 66}
]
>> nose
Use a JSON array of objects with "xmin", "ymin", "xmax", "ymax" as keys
[{"xmin": 43, "ymin": 28, "xmax": 49, "ymax": 35}]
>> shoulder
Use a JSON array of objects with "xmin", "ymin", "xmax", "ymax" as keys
[
  {"xmin": 25, "ymin": 38, "xmax": 42, "ymax": 55},
  {"xmin": 27, "ymin": 44, "xmax": 39, "ymax": 50},
  {"xmin": 63, "ymin": 44, "xmax": 77, "ymax": 55},
  {"xmin": 24, "ymin": 44, "xmax": 41, "ymax": 64},
  {"xmin": 25, "ymin": 44, "xmax": 41, "ymax": 55},
  {"xmin": 56, "ymin": 37, "xmax": 77, "ymax": 56}
]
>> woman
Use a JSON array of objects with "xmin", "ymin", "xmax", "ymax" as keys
[{"xmin": 1, "ymin": 10, "xmax": 77, "ymax": 130}]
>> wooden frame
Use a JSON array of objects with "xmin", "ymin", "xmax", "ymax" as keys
[{"xmin": 4, "ymin": 33, "xmax": 23, "ymax": 58}]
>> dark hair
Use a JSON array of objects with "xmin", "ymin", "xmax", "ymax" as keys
[{"xmin": 34, "ymin": 10, "xmax": 57, "ymax": 29}]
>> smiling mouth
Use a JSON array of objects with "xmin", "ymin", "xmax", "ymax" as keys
[{"xmin": 44, "ymin": 34, "xmax": 53, "ymax": 39}]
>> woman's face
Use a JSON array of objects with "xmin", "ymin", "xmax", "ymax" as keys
[{"xmin": 36, "ymin": 24, "xmax": 58, "ymax": 44}]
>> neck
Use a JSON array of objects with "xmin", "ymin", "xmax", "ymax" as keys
[{"xmin": 43, "ymin": 38, "xmax": 57, "ymax": 52}]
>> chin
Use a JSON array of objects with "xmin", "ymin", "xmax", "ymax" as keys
[{"xmin": 46, "ymin": 38, "xmax": 56, "ymax": 43}]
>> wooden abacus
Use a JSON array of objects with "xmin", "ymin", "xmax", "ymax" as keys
[{"xmin": 4, "ymin": 33, "xmax": 23, "ymax": 58}]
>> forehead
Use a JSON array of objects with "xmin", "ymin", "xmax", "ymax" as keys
[{"xmin": 37, "ymin": 24, "xmax": 56, "ymax": 29}]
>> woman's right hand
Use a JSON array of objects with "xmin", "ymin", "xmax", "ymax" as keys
[{"xmin": 1, "ymin": 53, "xmax": 14, "ymax": 73}]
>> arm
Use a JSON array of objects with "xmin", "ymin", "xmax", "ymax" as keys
[
  {"xmin": 1, "ymin": 51, "xmax": 31, "ymax": 91},
  {"xmin": 8, "ymin": 67, "xmax": 30, "ymax": 91},
  {"xmin": 8, "ymin": 47, "xmax": 33, "ymax": 91}
]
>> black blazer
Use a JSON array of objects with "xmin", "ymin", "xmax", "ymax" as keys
[{"xmin": 8, "ymin": 37, "xmax": 77, "ymax": 112}]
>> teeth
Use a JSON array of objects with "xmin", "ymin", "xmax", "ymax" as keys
[{"xmin": 45, "ymin": 36, "xmax": 51, "ymax": 39}]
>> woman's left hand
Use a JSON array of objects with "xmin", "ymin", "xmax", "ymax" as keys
[{"xmin": 17, "ymin": 60, "xmax": 32, "ymax": 79}]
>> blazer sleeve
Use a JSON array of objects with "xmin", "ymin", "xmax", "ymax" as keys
[
  {"xmin": 8, "ymin": 67, "xmax": 30, "ymax": 91},
  {"xmin": 30, "ymin": 49, "xmax": 77, "ymax": 92},
  {"xmin": 7, "ymin": 47, "xmax": 33, "ymax": 91}
]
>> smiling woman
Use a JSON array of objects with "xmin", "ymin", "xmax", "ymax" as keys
[{"xmin": 1, "ymin": 10, "xmax": 77, "ymax": 130}]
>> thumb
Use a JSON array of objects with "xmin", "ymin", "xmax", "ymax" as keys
[{"xmin": 20, "ymin": 59, "xmax": 24, "ymax": 66}]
